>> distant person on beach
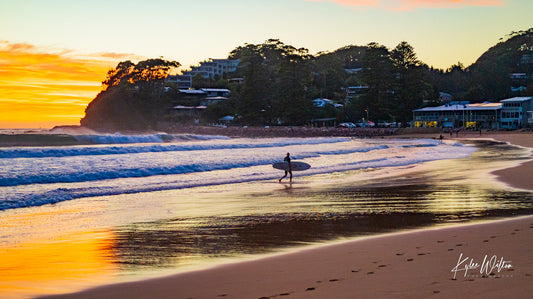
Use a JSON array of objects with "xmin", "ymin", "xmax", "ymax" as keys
[{"xmin": 279, "ymin": 152, "xmax": 292, "ymax": 182}]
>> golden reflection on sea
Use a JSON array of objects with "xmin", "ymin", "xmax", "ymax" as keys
[{"xmin": 0, "ymin": 230, "xmax": 117, "ymax": 298}]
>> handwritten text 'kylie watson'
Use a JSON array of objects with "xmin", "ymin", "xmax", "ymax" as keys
[{"xmin": 451, "ymin": 253, "xmax": 513, "ymax": 279}]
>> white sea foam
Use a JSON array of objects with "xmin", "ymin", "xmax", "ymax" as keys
[
  {"xmin": 0, "ymin": 137, "xmax": 476, "ymax": 211},
  {"xmin": 0, "ymin": 136, "xmax": 347, "ymax": 158}
]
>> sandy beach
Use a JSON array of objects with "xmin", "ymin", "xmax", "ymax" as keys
[
  {"xmin": 37, "ymin": 132, "xmax": 533, "ymax": 299},
  {"xmin": 44, "ymin": 216, "xmax": 533, "ymax": 299}
]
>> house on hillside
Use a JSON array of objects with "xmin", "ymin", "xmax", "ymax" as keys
[
  {"xmin": 170, "ymin": 105, "xmax": 206, "ymax": 122},
  {"xmin": 177, "ymin": 89, "xmax": 207, "ymax": 106},
  {"xmin": 201, "ymin": 88, "xmax": 230, "ymax": 98},
  {"xmin": 177, "ymin": 88, "xmax": 230, "ymax": 106},
  {"xmin": 313, "ymin": 98, "xmax": 334, "ymax": 108},
  {"xmin": 199, "ymin": 88, "xmax": 230, "ymax": 106},
  {"xmin": 170, "ymin": 59, "xmax": 240, "ymax": 89},
  {"xmin": 345, "ymin": 86, "xmax": 368, "ymax": 103},
  {"xmin": 439, "ymin": 92, "xmax": 453, "ymax": 103}
]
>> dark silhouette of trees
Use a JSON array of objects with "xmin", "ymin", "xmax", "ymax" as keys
[
  {"xmin": 82, "ymin": 59, "xmax": 180, "ymax": 130},
  {"xmin": 225, "ymin": 39, "xmax": 314, "ymax": 125},
  {"xmin": 390, "ymin": 42, "xmax": 435, "ymax": 123}
]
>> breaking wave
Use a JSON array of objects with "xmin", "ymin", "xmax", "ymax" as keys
[{"xmin": 0, "ymin": 137, "xmax": 475, "ymax": 211}]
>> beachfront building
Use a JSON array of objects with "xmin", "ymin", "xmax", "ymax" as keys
[
  {"xmin": 412, "ymin": 102, "xmax": 502, "ymax": 129},
  {"xmin": 500, "ymin": 96, "xmax": 533, "ymax": 129},
  {"xmin": 412, "ymin": 96, "xmax": 533, "ymax": 129}
]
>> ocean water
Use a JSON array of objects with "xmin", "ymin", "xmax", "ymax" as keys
[
  {"xmin": 1, "ymin": 134, "xmax": 533, "ymax": 298},
  {"xmin": 0, "ymin": 134, "xmax": 474, "ymax": 211}
]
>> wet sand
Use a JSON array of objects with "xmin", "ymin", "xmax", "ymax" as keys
[
  {"xmin": 42, "ymin": 216, "xmax": 533, "ymax": 299},
  {"xmin": 41, "ymin": 132, "xmax": 533, "ymax": 299},
  {"xmin": 481, "ymin": 133, "xmax": 533, "ymax": 191}
]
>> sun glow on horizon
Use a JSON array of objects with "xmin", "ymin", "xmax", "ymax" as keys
[{"xmin": 0, "ymin": 42, "xmax": 142, "ymax": 129}]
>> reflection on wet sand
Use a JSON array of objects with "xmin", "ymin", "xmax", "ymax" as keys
[
  {"xmin": 108, "ymin": 185, "xmax": 533, "ymax": 272},
  {"xmin": 0, "ymin": 230, "xmax": 117, "ymax": 298}
]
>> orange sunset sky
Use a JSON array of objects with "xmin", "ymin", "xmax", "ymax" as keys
[
  {"xmin": 1, "ymin": 0, "xmax": 532, "ymax": 129},
  {"xmin": 0, "ymin": 42, "xmax": 141, "ymax": 128}
]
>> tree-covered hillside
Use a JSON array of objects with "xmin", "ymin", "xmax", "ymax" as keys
[
  {"xmin": 429, "ymin": 28, "xmax": 533, "ymax": 101},
  {"xmin": 81, "ymin": 59, "xmax": 180, "ymax": 131},
  {"xmin": 81, "ymin": 29, "xmax": 533, "ymax": 130}
]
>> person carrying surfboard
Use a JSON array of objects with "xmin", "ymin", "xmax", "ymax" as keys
[{"xmin": 279, "ymin": 152, "xmax": 292, "ymax": 182}]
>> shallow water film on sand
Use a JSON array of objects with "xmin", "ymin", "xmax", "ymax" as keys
[{"xmin": 1, "ymin": 136, "xmax": 532, "ymax": 298}]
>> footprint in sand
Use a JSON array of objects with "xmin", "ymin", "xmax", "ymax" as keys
[
  {"xmin": 378, "ymin": 264, "xmax": 387, "ymax": 268},
  {"xmin": 329, "ymin": 279, "xmax": 340, "ymax": 282},
  {"xmin": 407, "ymin": 258, "xmax": 414, "ymax": 261},
  {"xmin": 396, "ymin": 253, "xmax": 404, "ymax": 256},
  {"xmin": 483, "ymin": 240, "xmax": 489, "ymax": 242},
  {"xmin": 437, "ymin": 240, "xmax": 444, "ymax": 243},
  {"xmin": 448, "ymin": 249, "xmax": 454, "ymax": 251},
  {"xmin": 351, "ymin": 269, "xmax": 360, "ymax": 273},
  {"xmin": 367, "ymin": 271, "xmax": 374, "ymax": 274},
  {"xmin": 306, "ymin": 287, "xmax": 316, "ymax": 291}
]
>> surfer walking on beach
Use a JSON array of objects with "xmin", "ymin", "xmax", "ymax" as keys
[{"xmin": 279, "ymin": 152, "xmax": 292, "ymax": 182}]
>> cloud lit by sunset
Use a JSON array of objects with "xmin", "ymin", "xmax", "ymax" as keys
[
  {"xmin": 304, "ymin": 0, "xmax": 504, "ymax": 10},
  {"xmin": 0, "ymin": 41, "xmax": 140, "ymax": 129}
]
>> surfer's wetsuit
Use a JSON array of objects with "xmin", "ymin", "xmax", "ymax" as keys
[{"xmin": 279, "ymin": 153, "xmax": 292, "ymax": 182}]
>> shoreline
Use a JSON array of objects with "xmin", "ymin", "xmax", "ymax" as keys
[
  {"xmin": 476, "ymin": 133, "xmax": 533, "ymax": 191},
  {"xmin": 38, "ymin": 132, "xmax": 533, "ymax": 299}
]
